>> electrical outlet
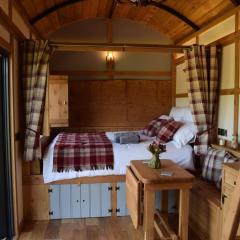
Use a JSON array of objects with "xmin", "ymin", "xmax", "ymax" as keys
[
  {"xmin": 223, "ymin": 129, "xmax": 227, "ymax": 137},
  {"xmin": 218, "ymin": 128, "xmax": 227, "ymax": 136}
]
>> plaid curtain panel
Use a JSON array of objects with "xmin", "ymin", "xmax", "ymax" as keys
[
  {"xmin": 184, "ymin": 45, "xmax": 219, "ymax": 156},
  {"xmin": 23, "ymin": 40, "xmax": 53, "ymax": 161}
]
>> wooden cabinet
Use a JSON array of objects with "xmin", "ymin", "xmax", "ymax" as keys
[
  {"xmin": 221, "ymin": 162, "xmax": 240, "ymax": 238},
  {"xmin": 49, "ymin": 75, "xmax": 69, "ymax": 127}
]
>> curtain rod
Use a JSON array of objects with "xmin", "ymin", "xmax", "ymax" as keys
[{"xmin": 49, "ymin": 42, "xmax": 192, "ymax": 53}]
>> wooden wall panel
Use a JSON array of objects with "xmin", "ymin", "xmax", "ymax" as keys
[{"xmin": 69, "ymin": 80, "xmax": 172, "ymax": 128}]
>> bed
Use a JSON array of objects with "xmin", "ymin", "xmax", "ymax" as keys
[
  {"xmin": 43, "ymin": 131, "xmax": 194, "ymax": 183},
  {"xmin": 24, "ymin": 107, "xmax": 196, "ymax": 220}
]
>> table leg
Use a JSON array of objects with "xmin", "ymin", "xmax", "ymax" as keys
[
  {"xmin": 144, "ymin": 190, "xmax": 155, "ymax": 240},
  {"xmin": 178, "ymin": 189, "xmax": 190, "ymax": 240}
]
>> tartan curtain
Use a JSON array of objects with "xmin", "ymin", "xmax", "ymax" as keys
[
  {"xmin": 184, "ymin": 45, "xmax": 219, "ymax": 156},
  {"xmin": 23, "ymin": 40, "xmax": 53, "ymax": 161}
]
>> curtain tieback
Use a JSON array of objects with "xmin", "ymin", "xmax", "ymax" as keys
[
  {"xmin": 197, "ymin": 126, "xmax": 215, "ymax": 137},
  {"xmin": 26, "ymin": 127, "xmax": 40, "ymax": 148}
]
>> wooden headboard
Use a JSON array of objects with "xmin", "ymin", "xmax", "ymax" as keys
[{"xmin": 68, "ymin": 79, "xmax": 172, "ymax": 129}]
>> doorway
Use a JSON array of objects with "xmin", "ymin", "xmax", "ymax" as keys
[{"xmin": 0, "ymin": 49, "xmax": 14, "ymax": 239}]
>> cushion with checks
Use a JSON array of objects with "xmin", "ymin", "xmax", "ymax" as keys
[
  {"xmin": 143, "ymin": 118, "xmax": 171, "ymax": 137},
  {"xmin": 143, "ymin": 118, "xmax": 158, "ymax": 137},
  {"xmin": 202, "ymin": 147, "xmax": 226, "ymax": 187},
  {"xmin": 156, "ymin": 120, "xmax": 182, "ymax": 143},
  {"xmin": 216, "ymin": 152, "xmax": 239, "ymax": 188}
]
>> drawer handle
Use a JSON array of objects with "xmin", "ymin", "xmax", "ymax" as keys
[{"xmin": 222, "ymin": 194, "xmax": 227, "ymax": 204}]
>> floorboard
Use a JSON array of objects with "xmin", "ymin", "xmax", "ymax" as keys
[{"xmin": 19, "ymin": 216, "xmax": 200, "ymax": 240}]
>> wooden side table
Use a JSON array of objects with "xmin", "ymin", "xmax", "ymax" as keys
[{"xmin": 126, "ymin": 160, "xmax": 194, "ymax": 240}]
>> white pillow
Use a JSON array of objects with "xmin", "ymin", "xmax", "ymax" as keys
[
  {"xmin": 172, "ymin": 122, "xmax": 197, "ymax": 148},
  {"xmin": 169, "ymin": 107, "xmax": 193, "ymax": 122}
]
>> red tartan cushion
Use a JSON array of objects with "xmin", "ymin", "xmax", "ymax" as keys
[
  {"xmin": 156, "ymin": 121, "xmax": 182, "ymax": 143},
  {"xmin": 143, "ymin": 118, "xmax": 158, "ymax": 137},
  {"xmin": 143, "ymin": 118, "xmax": 171, "ymax": 137}
]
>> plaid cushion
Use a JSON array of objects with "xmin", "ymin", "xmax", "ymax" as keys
[
  {"xmin": 216, "ymin": 152, "xmax": 239, "ymax": 188},
  {"xmin": 143, "ymin": 118, "xmax": 158, "ymax": 137},
  {"xmin": 202, "ymin": 147, "xmax": 225, "ymax": 187},
  {"xmin": 143, "ymin": 118, "xmax": 171, "ymax": 137},
  {"xmin": 156, "ymin": 121, "xmax": 182, "ymax": 143}
]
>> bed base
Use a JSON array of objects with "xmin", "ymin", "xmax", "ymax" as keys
[{"xmin": 23, "ymin": 174, "xmax": 176, "ymax": 221}]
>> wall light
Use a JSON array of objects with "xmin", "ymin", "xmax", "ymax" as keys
[{"xmin": 106, "ymin": 51, "xmax": 115, "ymax": 69}]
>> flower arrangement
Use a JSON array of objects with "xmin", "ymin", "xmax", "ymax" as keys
[{"xmin": 147, "ymin": 141, "xmax": 166, "ymax": 169}]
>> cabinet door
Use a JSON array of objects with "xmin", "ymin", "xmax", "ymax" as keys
[
  {"xmin": 49, "ymin": 75, "xmax": 68, "ymax": 127},
  {"xmin": 126, "ymin": 166, "xmax": 141, "ymax": 229}
]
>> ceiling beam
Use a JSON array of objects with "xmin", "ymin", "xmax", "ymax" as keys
[
  {"xmin": 30, "ymin": 0, "xmax": 199, "ymax": 31},
  {"xmin": 149, "ymin": 2, "xmax": 199, "ymax": 31},
  {"xmin": 109, "ymin": 0, "xmax": 117, "ymax": 19},
  {"xmin": 231, "ymin": 0, "xmax": 240, "ymax": 6},
  {"xmin": 30, "ymin": 0, "xmax": 85, "ymax": 24}
]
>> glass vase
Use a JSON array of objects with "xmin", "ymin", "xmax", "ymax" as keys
[{"xmin": 148, "ymin": 153, "xmax": 161, "ymax": 169}]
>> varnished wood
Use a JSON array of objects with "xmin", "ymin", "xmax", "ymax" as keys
[
  {"xmin": 175, "ymin": 93, "xmax": 188, "ymax": 98},
  {"xmin": 69, "ymin": 79, "xmax": 172, "ymax": 128},
  {"xmin": 51, "ymin": 42, "xmax": 191, "ymax": 53},
  {"xmin": 19, "ymin": 216, "xmax": 201, "ymax": 240},
  {"xmin": 128, "ymin": 160, "xmax": 194, "ymax": 240},
  {"xmin": 126, "ymin": 167, "xmax": 141, "ymax": 229},
  {"xmin": 130, "ymin": 160, "xmax": 194, "ymax": 185},
  {"xmin": 19, "ymin": 0, "xmax": 235, "ymax": 41},
  {"xmin": 189, "ymin": 177, "xmax": 222, "ymax": 240},
  {"xmin": 111, "ymin": 182, "xmax": 117, "ymax": 218},
  {"xmin": 23, "ymin": 174, "xmax": 125, "ymax": 185},
  {"xmin": 49, "ymin": 75, "xmax": 69, "ymax": 127},
  {"xmin": 23, "ymin": 185, "xmax": 49, "ymax": 220},
  {"xmin": 177, "ymin": 5, "xmax": 240, "ymax": 44},
  {"xmin": 222, "ymin": 163, "xmax": 240, "ymax": 239},
  {"xmin": 212, "ymin": 144, "xmax": 240, "ymax": 158},
  {"xmin": 0, "ymin": 6, "xmax": 25, "ymax": 40},
  {"xmin": 144, "ymin": 190, "xmax": 155, "ymax": 240},
  {"xmin": 50, "ymin": 70, "xmax": 171, "ymax": 77},
  {"xmin": 178, "ymin": 189, "xmax": 189, "ymax": 240}
]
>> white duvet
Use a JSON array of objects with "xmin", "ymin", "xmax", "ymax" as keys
[{"xmin": 43, "ymin": 131, "xmax": 194, "ymax": 183}]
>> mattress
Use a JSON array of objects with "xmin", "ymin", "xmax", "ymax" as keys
[{"xmin": 43, "ymin": 131, "xmax": 194, "ymax": 183}]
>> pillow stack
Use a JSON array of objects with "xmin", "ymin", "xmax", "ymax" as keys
[{"xmin": 202, "ymin": 147, "xmax": 239, "ymax": 189}]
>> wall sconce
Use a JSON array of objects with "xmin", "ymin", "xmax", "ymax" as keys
[{"xmin": 106, "ymin": 51, "xmax": 115, "ymax": 69}]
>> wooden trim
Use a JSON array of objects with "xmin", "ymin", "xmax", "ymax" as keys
[
  {"xmin": 172, "ymin": 55, "xmax": 176, "ymax": 106},
  {"xmin": 212, "ymin": 144, "xmax": 240, "ymax": 158},
  {"xmin": 221, "ymin": 88, "xmax": 237, "ymax": 95},
  {"xmin": 51, "ymin": 42, "xmax": 191, "ymax": 53},
  {"xmin": 11, "ymin": 0, "xmax": 41, "ymax": 39},
  {"xmin": 234, "ymin": 12, "xmax": 240, "ymax": 136},
  {"xmin": 50, "ymin": 70, "xmax": 172, "ymax": 77},
  {"xmin": 209, "ymin": 31, "xmax": 237, "ymax": 46},
  {"xmin": 175, "ymin": 93, "xmax": 188, "ymax": 98},
  {"xmin": 0, "ymin": 7, "xmax": 25, "ymax": 40},
  {"xmin": 0, "ymin": 36, "xmax": 11, "ymax": 51},
  {"xmin": 23, "ymin": 174, "xmax": 126, "ymax": 185},
  {"xmin": 111, "ymin": 182, "xmax": 117, "ymax": 217},
  {"xmin": 107, "ymin": 19, "xmax": 113, "ymax": 43},
  {"xmin": 177, "ymin": 6, "xmax": 240, "ymax": 44}
]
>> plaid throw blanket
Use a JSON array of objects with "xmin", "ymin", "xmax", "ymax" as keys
[{"xmin": 53, "ymin": 132, "xmax": 114, "ymax": 172}]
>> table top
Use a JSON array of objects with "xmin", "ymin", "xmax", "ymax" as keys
[{"xmin": 130, "ymin": 160, "xmax": 194, "ymax": 185}]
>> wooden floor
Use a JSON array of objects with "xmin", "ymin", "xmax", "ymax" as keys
[{"xmin": 19, "ymin": 216, "xmax": 201, "ymax": 240}]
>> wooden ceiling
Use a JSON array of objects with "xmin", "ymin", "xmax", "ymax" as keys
[{"xmin": 19, "ymin": 0, "xmax": 237, "ymax": 42}]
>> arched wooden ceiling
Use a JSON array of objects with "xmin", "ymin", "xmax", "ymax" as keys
[{"xmin": 19, "ymin": 0, "xmax": 237, "ymax": 42}]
